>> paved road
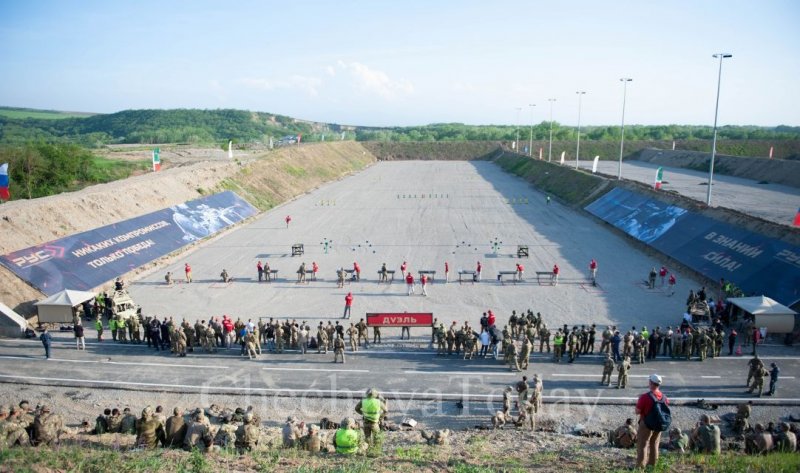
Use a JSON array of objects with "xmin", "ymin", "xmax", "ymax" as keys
[
  {"xmin": 2, "ymin": 336, "xmax": 797, "ymax": 406},
  {"xmin": 127, "ymin": 161, "xmax": 704, "ymax": 334},
  {"xmin": 577, "ymin": 159, "xmax": 800, "ymax": 226}
]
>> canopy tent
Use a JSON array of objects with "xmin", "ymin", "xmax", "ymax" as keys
[
  {"xmin": 727, "ymin": 296, "xmax": 797, "ymax": 334},
  {"xmin": 35, "ymin": 289, "xmax": 96, "ymax": 324},
  {"xmin": 0, "ymin": 301, "xmax": 27, "ymax": 337}
]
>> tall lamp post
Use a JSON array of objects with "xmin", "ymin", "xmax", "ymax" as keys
[
  {"xmin": 528, "ymin": 104, "xmax": 536, "ymax": 157},
  {"xmin": 547, "ymin": 98, "xmax": 556, "ymax": 162},
  {"xmin": 514, "ymin": 107, "xmax": 522, "ymax": 153},
  {"xmin": 618, "ymin": 78, "xmax": 633, "ymax": 180},
  {"xmin": 706, "ymin": 53, "xmax": 732, "ymax": 206},
  {"xmin": 575, "ymin": 91, "xmax": 586, "ymax": 169}
]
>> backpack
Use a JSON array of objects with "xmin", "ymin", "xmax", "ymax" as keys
[{"xmin": 644, "ymin": 392, "xmax": 671, "ymax": 432}]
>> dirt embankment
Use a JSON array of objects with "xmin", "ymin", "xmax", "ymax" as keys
[
  {"xmin": 633, "ymin": 148, "xmax": 800, "ymax": 189},
  {"xmin": 0, "ymin": 142, "xmax": 378, "ymax": 315},
  {"xmin": 362, "ymin": 141, "xmax": 502, "ymax": 161}
]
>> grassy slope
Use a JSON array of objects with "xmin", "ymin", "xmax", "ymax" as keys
[
  {"xmin": 0, "ymin": 107, "xmax": 95, "ymax": 120},
  {"xmin": 217, "ymin": 142, "xmax": 375, "ymax": 211},
  {"xmin": 1, "ymin": 441, "xmax": 798, "ymax": 473}
]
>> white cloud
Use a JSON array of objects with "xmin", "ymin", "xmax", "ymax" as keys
[
  {"xmin": 453, "ymin": 81, "xmax": 477, "ymax": 93},
  {"xmin": 335, "ymin": 61, "xmax": 413, "ymax": 99},
  {"xmin": 325, "ymin": 65, "xmax": 336, "ymax": 77},
  {"xmin": 239, "ymin": 75, "xmax": 322, "ymax": 96}
]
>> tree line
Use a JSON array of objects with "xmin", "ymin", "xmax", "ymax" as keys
[{"xmin": 0, "ymin": 109, "xmax": 798, "ymax": 148}]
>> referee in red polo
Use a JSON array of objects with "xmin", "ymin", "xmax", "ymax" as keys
[{"xmin": 635, "ymin": 374, "xmax": 668, "ymax": 468}]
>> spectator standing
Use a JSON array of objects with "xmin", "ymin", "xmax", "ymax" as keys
[
  {"xmin": 444, "ymin": 261, "xmax": 449, "ymax": 283},
  {"xmin": 406, "ymin": 272, "xmax": 415, "ymax": 295},
  {"xmin": 635, "ymin": 374, "xmax": 670, "ymax": 468},
  {"xmin": 420, "ymin": 274, "xmax": 428, "ymax": 296},
  {"xmin": 184, "ymin": 263, "xmax": 192, "ymax": 283},
  {"xmin": 728, "ymin": 329, "xmax": 737, "ymax": 356},
  {"xmin": 400, "ymin": 261, "xmax": 407, "ymax": 279},
  {"xmin": 479, "ymin": 330, "xmax": 490, "ymax": 358},
  {"xmin": 552, "ymin": 264, "xmax": 560, "ymax": 286},
  {"xmin": 257, "ymin": 261, "xmax": 263, "ymax": 282},
  {"xmin": 74, "ymin": 322, "xmax": 86, "ymax": 350},
  {"xmin": 343, "ymin": 292, "xmax": 353, "ymax": 319},
  {"xmin": 589, "ymin": 259, "xmax": 597, "ymax": 284},
  {"xmin": 659, "ymin": 266, "xmax": 668, "ymax": 287},
  {"xmin": 285, "ymin": 215, "xmax": 291, "ymax": 228},
  {"xmin": 40, "ymin": 328, "xmax": 53, "ymax": 359},
  {"xmin": 767, "ymin": 363, "xmax": 780, "ymax": 396},
  {"xmin": 476, "ymin": 261, "xmax": 482, "ymax": 281}
]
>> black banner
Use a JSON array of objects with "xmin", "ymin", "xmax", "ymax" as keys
[{"xmin": 1, "ymin": 191, "xmax": 257, "ymax": 295}]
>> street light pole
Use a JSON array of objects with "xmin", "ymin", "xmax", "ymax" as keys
[
  {"xmin": 706, "ymin": 53, "xmax": 732, "ymax": 206},
  {"xmin": 575, "ymin": 91, "xmax": 586, "ymax": 169},
  {"xmin": 514, "ymin": 107, "xmax": 522, "ymax": 153},
  {"xmin": 547, "ymin": 98, "xmax": 556, "ymax": 162},
  {"xmin": 528, "ymin": 104, "xmax": 536, "ymax": 157},
  {"xmin": 618, "ymin": 78, "xmax": 633, "ymax": 180}
]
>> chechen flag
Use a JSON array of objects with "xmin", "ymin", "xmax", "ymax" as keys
[
  {"xmin": 794, "ymin": 208, "xmax": 800, "ymax": 227},
  {"xmin": 654, "ymin": 166, "xmax": 664, "ymax": 190},
  {"xmin": 0, "ymin": 163, "xmax": 9, "ymax": 200},
  {"xmin": 152, "ymin": 148, "xmax": 161, "ymax": 172}
]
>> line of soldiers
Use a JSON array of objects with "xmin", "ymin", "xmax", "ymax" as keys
[
  {"xmin": 0, "ymin": 401, "xmax": 64, "ymax": 448},
  {"xmin": 89, "ymin": 403, "xmax": 261, "ymax": 452}
]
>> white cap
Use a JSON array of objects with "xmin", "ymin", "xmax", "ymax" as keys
[{"xmin": 649, "ymin": 374, "xmax": 663, "ymax": 385}]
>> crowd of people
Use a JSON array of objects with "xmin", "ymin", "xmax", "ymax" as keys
[{"xmin": 0, "ymin": 388, "xmax": 410, "ymax": 456}]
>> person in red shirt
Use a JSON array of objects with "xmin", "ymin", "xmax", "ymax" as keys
[
  {"xmin": 285, "ymin": 215, "xmax": 291, "ymax": 228},
  {"xmin": 668, "ymin": 273, "xmax": 676, "ymax": 296},
  {"xmin": 184, "ymin": 263, "xmax": 192, "ymax": 283},
  {"xmin": 406, "ymin": 272, "xmax": 415, "ymax": 296},
  {"xmin": 353, "ymin": 262, "xmax": 361, "ymax": 281},
  {"xmin": 444, "ymin": 262, "xmax": 449, "ymax": 283},
  {"xmin": 476, "ymin": 261, "xmax": 482, "ymax": 281},
  {"xmin": 311, "ymin": 261, "xmax": 319, "ymax": 281},
  {"xmin": 487, "ymin": 310, "xmax": 496, "ymax": 328},
  {"xmin": 401, "ymin": 261, "xmax": 408, "ymax": 278},
  {"xmin": 343, "ymin": 292, "xmax": 353, "ymax": 319},
  {"xmin": 659, "ymin": 266, "xmax": 668, "ymax": 287},
  {"xmin": 257, "ymin": 261, "xmax": 264, "ymax": 282},
  {"xmin": 421, "ymin": 274, "xmax": 428, "ymax": 296},
  {"xmin": 552, "ymin": 264, "xmax": 559, "ymax": 286},
  {"xmin": 635, "ymin": 374, "xmax": 668, "ymax": 468},
  {"xmin": 589, "ymin": 259, "xmax": 597, "ymax": 283},
  {"xmin": 516, "ymin": 262, "xmax": 525, "ymax": 281}
]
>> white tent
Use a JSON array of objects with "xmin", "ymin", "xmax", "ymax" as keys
[
  {"xmin": 35, "ymin": 289, "xmax": 96, "ymax": 324},
  {"xmin": 0, "ymin": 301, "xmax": 27, "ymax": 337},
  {"xmin": 727, "ymin": 296, "xmax": 797, "ymax": 333}
]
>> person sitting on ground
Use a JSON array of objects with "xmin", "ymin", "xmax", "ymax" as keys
[
  {"xmin": 334, "ymin": 417, "xmax": 363, "ymax": 455},
  {"xmin": 665, "ymin": 427, "xmax": 689, "ymax": 453},
  {"xmin": 120, "ymin": 407, "xmax": 137, "ymax": 434},
  {"xmin": 690, "ymin": 414, "xmax": 721, "ymax": 454},
  {"xmin": 608, "ymin": 418, "xmax": 637, "ymax": 448},
  {"xmin": 282, "ymin": 416, "xmax": 305, "ymax": 448},
  {"xmin": 745, "ymin": 423, "xmax": 774, "ymax": 454},
  {"xmin": 94, "ymin": 408, "xmax": 111, "ymax": 435},
  {"xmin": 135, "ymin": 406, "xmax": 165, "ymax": 450},
  {"xmin": 220, "ymin": 269, "xmax": 230, "ymax": 283},
  {"xmin": 775, "ymin": 422, "xmax": 797, "ymax": 453},
  {"xmin": 300, "ymin": 424, "xmax": 324, "ymax": 453}
]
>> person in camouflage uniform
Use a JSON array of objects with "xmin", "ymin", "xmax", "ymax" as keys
[
  {"xmin": 164, "ymin": 407, "xmax": 187, "ymax": 448},
  {"xmin": 446, "ymin": 323, "xmax": 456, "ymax": 355},
  {"xmin": 435, "ymin": 324, "xmax": 446, "ymax": 356},
  {"xmin": 333, "ymin": 335, "xmax": 346, "ymax": 364},
  {"xmin": 244, "ymin": 331, "xmax": 258, "ymax": 360},
  {"xmin": 1, "ymin": 406, "xmax": 31, "ymax": 447},
  {"xmin": 347, "ymin": 324, "xmax": 359, "ymax": 352},
  {"xmin": 135, "ymin": 406, "xmax": 165, "ymax": 449},
  {"xmin": 183, "ymin": 410, "xmax": 212, "ymax": 452},
  {"xmin": 120, "ymin": 407, "xmax": 137, "ymax": 434},
  {"xmin": 617, "ymin": 356, "xmax": 631, "ymax": 389},
  {"xmin": 317, "ymin": 323, "xmax": 329, "ymax": 354},
  {"xmin": 601, "ymin": 353, "xmax": 615, "ymax": 386},
  {"xmin": 235, "ymin": 412, "xmax": 260, "ymax": 452},
  {"xmin": 211, "ymin": 415, "xmax": 238, "ymax": 452},
  {"xmin": 32, "ymin": 405, "xmax": 64, "ymax": 447},
  {"xmin": 539, "ymin": 325, "xmax": 550, "ymax": 353},
  {"xmin": 519, "ymin": 337, "xmax": 532, "ymax": 370}
]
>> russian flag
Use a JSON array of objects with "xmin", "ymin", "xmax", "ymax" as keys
[
  {"xmin": 0, "ymin": 163, "xmax": 9, "ymax": 200},
  {"xmin": 794, "ymin": 207, "xmax": 800, "ymax": 227}
]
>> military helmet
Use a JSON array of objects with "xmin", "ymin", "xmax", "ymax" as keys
[
  {"xmin": 244, "ymin": 412, "xmax": 254, "ymax": 424},
  {"xmin": 142, "ymin": 406, "xmax": 153, "ymax": 417},
  {"xmin": 366, "ymin": 388, "xmax": 379, "ymax": 398},
  {"xmin": 308, "ymin": 424, "xmax": 320, "ymax": 432},
  {"xmin": 700, "ymin": 414, "xmax": 711, "ymax": 424},
  {"xmin": 342, "ymin": 417, "xmax": 356, "ymax": 428}
]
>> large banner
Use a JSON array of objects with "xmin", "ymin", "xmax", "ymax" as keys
[
  {"xmin": 586, "ymin": 187, "xmax": 800, "ymax": 306},
  {"xmin": 366, "ymin": 313, "xmax": 434, "ymax": 327},
  {"xmin": 1, "ymin": 191, "xmax": 258, "ymax": 295}
]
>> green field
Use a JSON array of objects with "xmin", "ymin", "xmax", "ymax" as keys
[{"xmin": 0, "ymin": 107, "xmax": 95, "ymax": 120}]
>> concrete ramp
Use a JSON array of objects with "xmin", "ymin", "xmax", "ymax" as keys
[{"xmin": 0, "ymin": 301, "xmax": 27, "ymax": 337}]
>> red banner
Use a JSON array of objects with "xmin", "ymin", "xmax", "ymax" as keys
[{"xmin": 366, "ymin": 312, "xmax": 433, "ymax": 327}]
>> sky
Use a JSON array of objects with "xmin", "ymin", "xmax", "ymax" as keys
[{"xmin": 0, "ymin": 0, "xmax": 798, "ymax": 127}]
